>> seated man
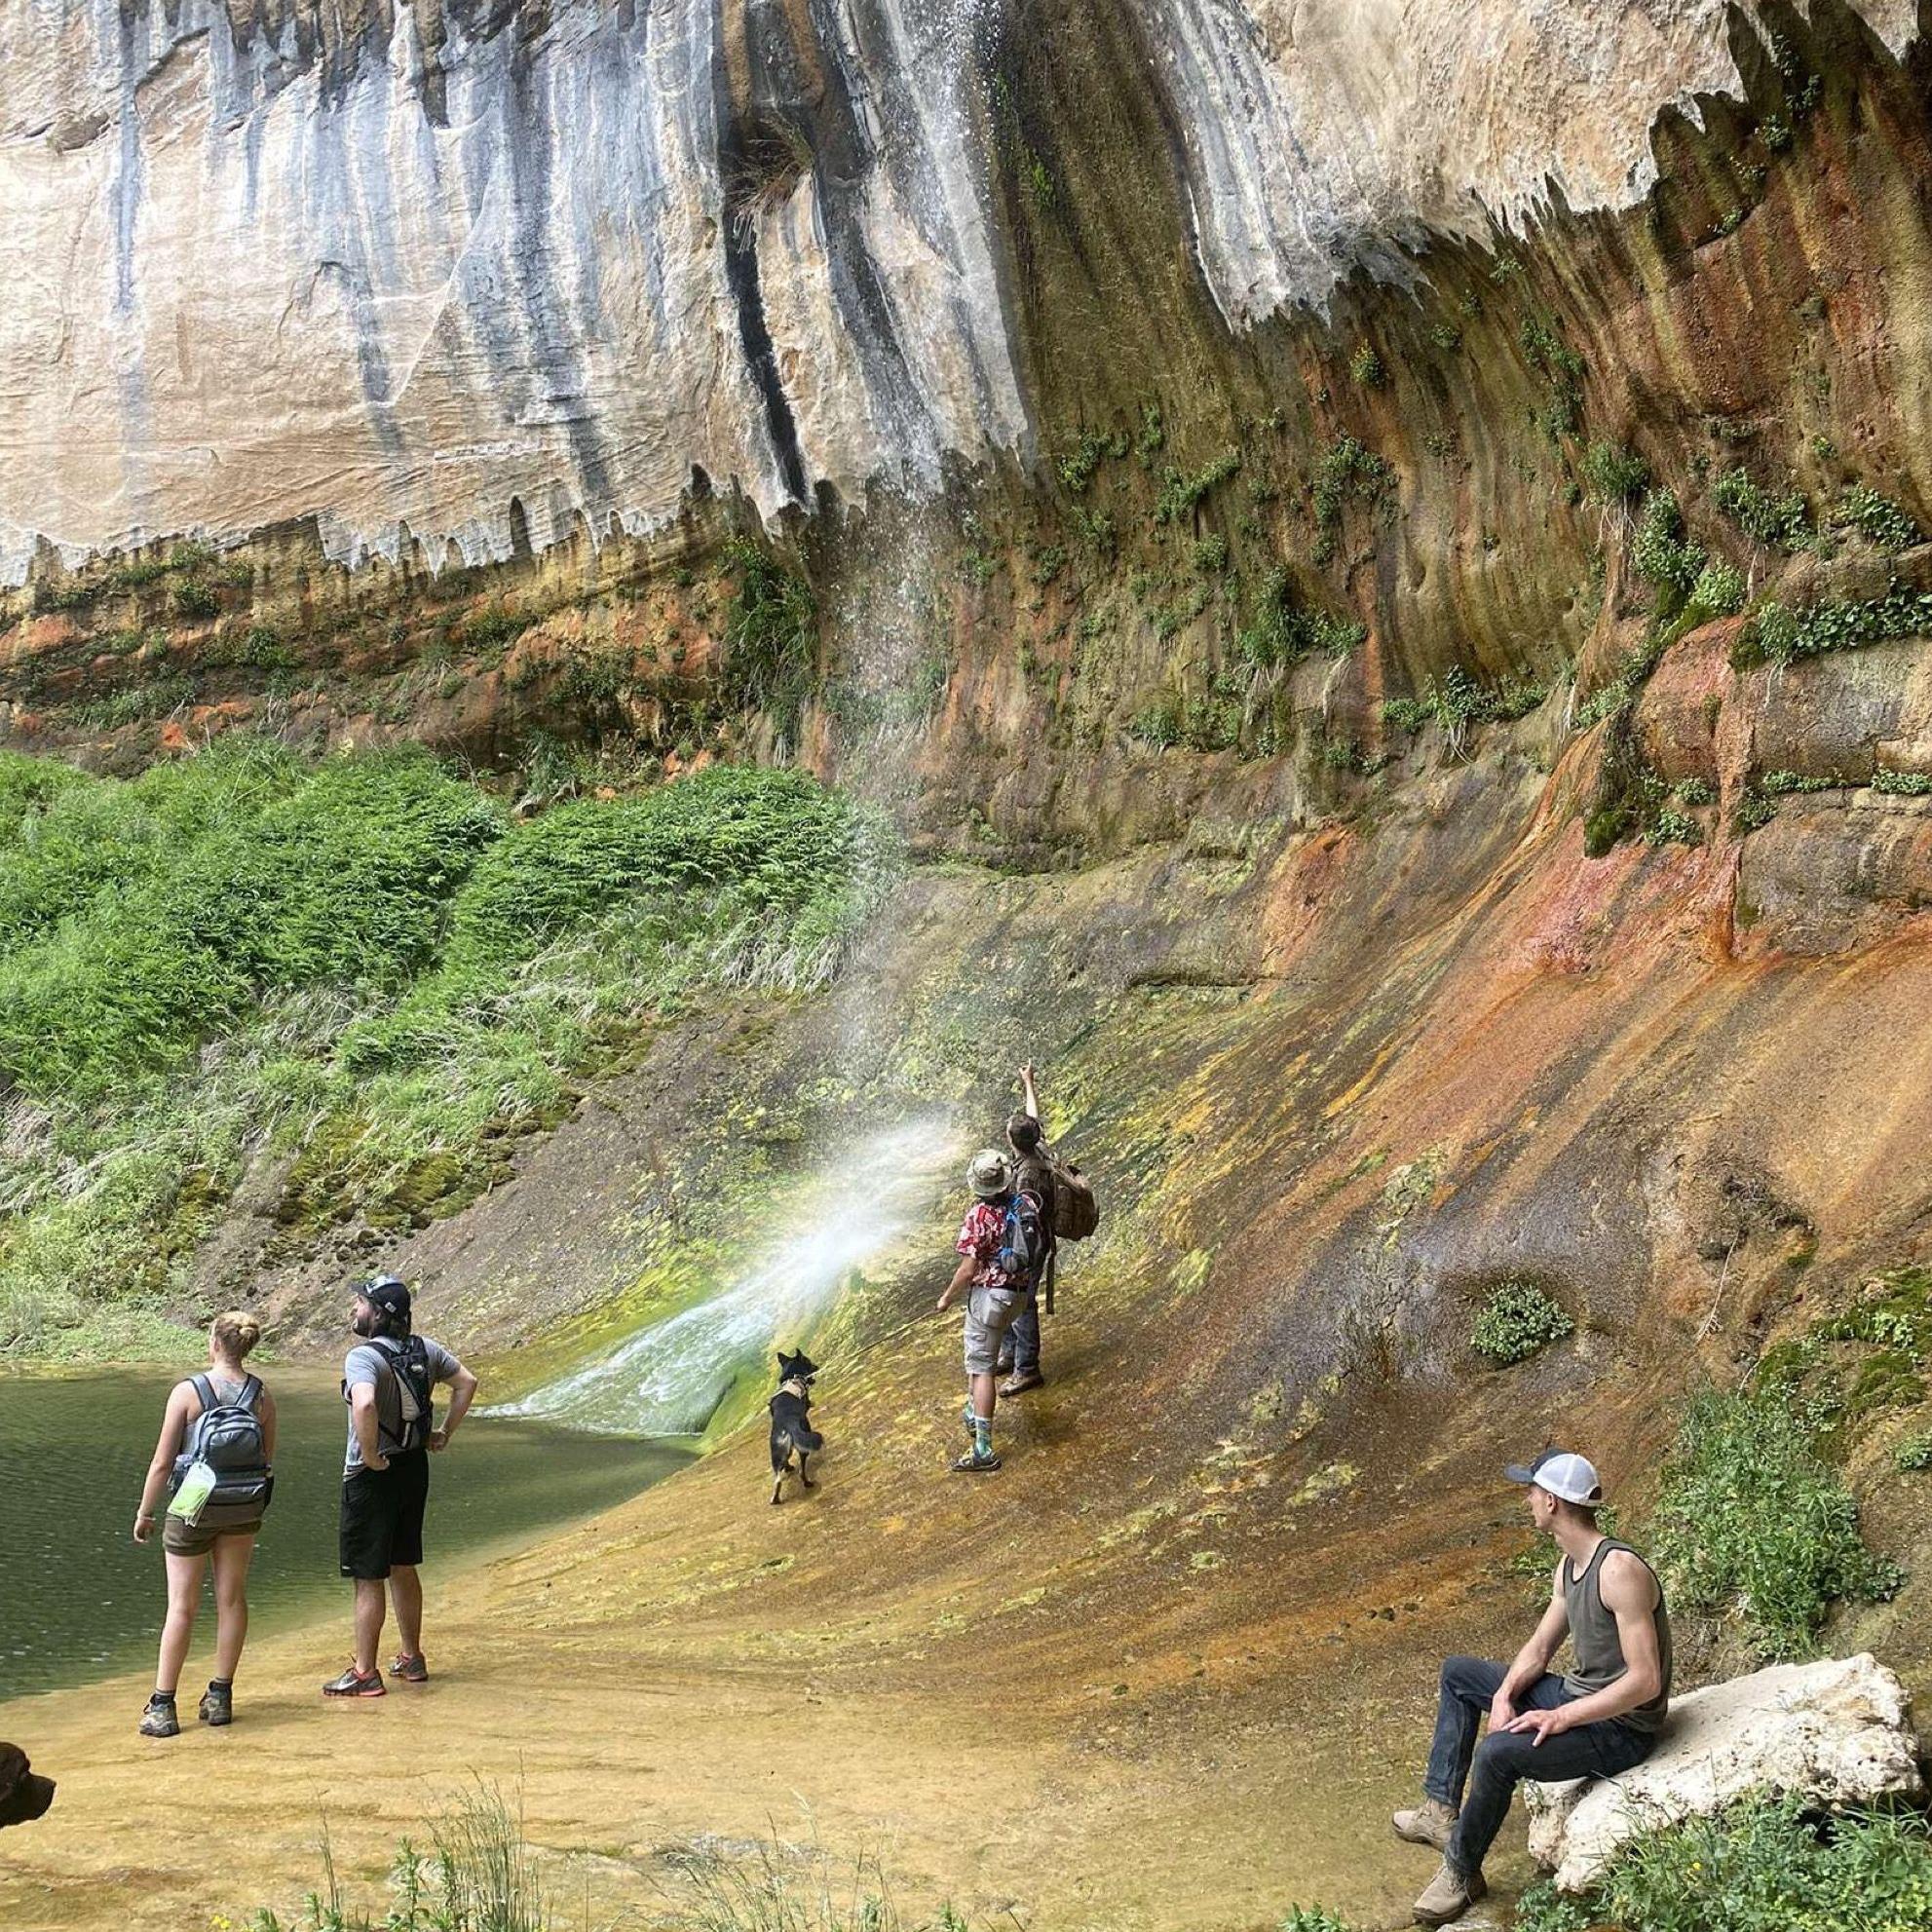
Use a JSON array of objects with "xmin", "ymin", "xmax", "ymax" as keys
[{"xmin": 1393, "ymin": 1451, "xmax": 1672, "ymax": 1925}]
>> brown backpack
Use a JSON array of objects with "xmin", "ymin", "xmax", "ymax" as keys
[{"xmin": 1045, "ymin": 1155, "xmax": 1099, "ymax": 1241}]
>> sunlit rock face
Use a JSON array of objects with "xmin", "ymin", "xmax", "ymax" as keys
[
  {"xmin": 1139, "ymin": 0, "xmax": 1915, "ymax": 324},
  {"xmin": 0, "ymin": 0, "xmax": 1910, "ymax": 578},
  {"xmin": 0, "ymin": 0, "xmax": 1026, "ymax": 577}
]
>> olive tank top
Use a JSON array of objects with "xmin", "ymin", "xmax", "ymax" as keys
[{"xmin": 1561, "ymin": 1537, "xmax": 1672, "ymax": 1732}]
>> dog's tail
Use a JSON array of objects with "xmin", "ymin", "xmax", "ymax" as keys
[{"xmin": 790, "ymin": 1424, "xmax": 824, "ymax": 1455}]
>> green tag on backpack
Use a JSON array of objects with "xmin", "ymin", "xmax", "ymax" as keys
[{"xmin": 168, "ymin": 1461, "xmax": 217, "ymax": 1525}]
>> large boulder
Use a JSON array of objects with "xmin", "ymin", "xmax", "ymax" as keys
[{"xmin": 1524, "ymin": 1654, "xmax": 1925, "ymax": 1893}]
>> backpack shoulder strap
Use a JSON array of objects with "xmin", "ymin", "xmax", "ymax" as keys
[
  {"xmin": 238, "ymin": 1374, "xmax": 263, "ymax": 1413},
  {"xmin": 189, "ymin": 1373, "xmax": 215, "ymax": 1415}
]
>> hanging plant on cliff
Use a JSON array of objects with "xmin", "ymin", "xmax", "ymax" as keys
[{"xmin": 721, "ymin": 537, "xmax": 816, "ymax": 747}]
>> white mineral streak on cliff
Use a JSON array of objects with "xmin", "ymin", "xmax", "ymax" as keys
[
  {"xmin": 1143, "ymin": 0, "xmax": 1914, "ymax": 328},
  {"xmin": 0, "ymin": 0, "xmax": 1913, "ymax": 573},
  {"xmin": 0, "ymin": 0, "xmax": 1023, "ymax": 579}
]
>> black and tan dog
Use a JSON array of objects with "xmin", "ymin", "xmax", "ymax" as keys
[{"xmin": 768, "ymin": 1349, "xmax": 824, "ymax": 1504}]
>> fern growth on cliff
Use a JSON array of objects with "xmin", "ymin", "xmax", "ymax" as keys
[{"xmin": 0, "ymin": 749, "xmax": 894, "ymax": 1353}]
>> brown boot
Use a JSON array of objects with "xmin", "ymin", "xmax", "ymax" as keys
[
  {"xmin": 999, "ymin": 1369, "xmax": 1044, "ymax": 1396},
  {"xmin": 1413, "ymin": 1859, "xmax": 1486, "ymax": 1926},
  {"xmin": 1390, "ymin": 1797, "xmax": 1458, "ymax": 1851}
]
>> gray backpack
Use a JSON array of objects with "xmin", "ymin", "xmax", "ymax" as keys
[{"xmin": 170, "ymin": 1375, "xmax": 273, "ymax": 1526}]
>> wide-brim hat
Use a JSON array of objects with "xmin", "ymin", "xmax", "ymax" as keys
[{"xmin": 967, "ymin": 1149, "xmax": 1011, "ymax": 1198}]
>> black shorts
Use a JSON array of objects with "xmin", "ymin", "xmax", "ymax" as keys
[{"xmin": 339, "ymin": 1449, "xmax": 431, "ymax": 1579}]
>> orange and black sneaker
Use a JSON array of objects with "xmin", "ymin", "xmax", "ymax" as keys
[
  {"xmin": 389, "ymin": 1652, "xmax": 429, "ymax": 1684},
  {"xmin": 322, "ymin": 1665, "xmax": 386, "ymax": 1698}
]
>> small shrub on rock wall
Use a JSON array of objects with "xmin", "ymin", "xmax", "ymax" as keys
[
  {"xmin": 1583, "ymin": 442, "xmax": 1650, "ymax": 504},
  {"xmin": 1833, "ymin": 483, "xmax": 1920, "ymax": 553},
  {"xmin": 1651, "ymin": 1388, "xmax": 1904, "ymax": 1659},
  {"xmin": 1470, "ymin": 1281, "xmax": 1574, "ymax": 1366},
  {"xmin": 1633, "ymin": 490, "xmax": 1705, "ymax": 595}
]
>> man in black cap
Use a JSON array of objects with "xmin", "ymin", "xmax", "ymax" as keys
[
  {"xmin": 322, "ymin": 1276, "xmax": 477, "ymax": 1698},
  {"xmin": 1394, "ymin": 1450, "xmax": 1673, "ymax": 1925}
]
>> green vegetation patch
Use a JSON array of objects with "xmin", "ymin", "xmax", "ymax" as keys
[
  {"xmin": 1382, "ymin": 665, "xmax": 1545, "ymax": 750},
  {"xmin": 1470, "ymin": 1280, "xmax": 1574, "ymax": 1366},
  {"xmin": 1713, "ymin": 467, "xmax": 1812, "ymax": 550},
  {"xmin": 1583, "ymin": 442, "xmax": 1650, "ymax": 505},
  {"xmin": 1833, "ymin": 484, "xmax": 1920, "ymax": 554},
  {"xmin": 0, "ymin": 745, "xmax": 894, "ymax": 1353},
  {"xmin": 1515, "ymin": 1795, "xmax": 1932, "ymax": 1932},
  {"xmin": 1650, "ymin": 1386, "xmax": 1904, "ymax": 1660},
  {"xmin": 1154, "ymin": 448, "xmax": 1241, "ymax": 524},
  {"xmin": 1735, "ymin": 588, "xmax": 1932, "ymax": 669},
  {"xmin": 1311, "ymin": 436, "xmax": 1394, "ymax": 564},
  {"xmin": 720, "ymin": 538, "xmax": 816, "ymax": 742}
]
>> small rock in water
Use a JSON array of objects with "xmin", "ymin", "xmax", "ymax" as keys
[{"xmin": 1524, "ymin": 1652, "xmax": 1925, "ymax": 1892}]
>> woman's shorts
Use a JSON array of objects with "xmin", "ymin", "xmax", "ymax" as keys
[
  {"xmin": 339, "ymin": 1450, "xmax": 432, "ymax": 1579},
  {"xmin": 163, "ymin": 1515, "xmax": 262, "ymax": 1558},
  {"xmin": 964, "ymin": 1285, "xmax": 1025, "ymax": 1374}
]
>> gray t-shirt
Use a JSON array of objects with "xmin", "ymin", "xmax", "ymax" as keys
[{"xmin": 343, "ymin": 1334, "xmax": 461, "ymax": 1473}]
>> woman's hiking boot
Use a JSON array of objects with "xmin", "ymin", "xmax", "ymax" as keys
[
  {"xmin": 322, "ymin": 1665, "xmax": 386, "ymax": 1698},
  {"xmin": 999, "ymin": 1369, "xmax": 1044, "ymax": 1396},
  {"xmin": 950, "ymin": 1449, "xmax": 1002, "ymax": 1473},
  {"xmin": 1390, "ymin": 1797, "xmax": 1458, "ymax": 1851},
  {"xmin": 1412, "ymin": 1859, "xmax": 1485, "ymax": 1926},
  {"xmin": 389, "ymin": 1652, "xmax": 429, "ymax": 1684},
  {"xmin": 137, "ymin": 1693, "xmax": 179, "ymax": 1738},
  {"xmin": 198, "ymin": 1681, "xmax": 233, "ymax": 1727}
]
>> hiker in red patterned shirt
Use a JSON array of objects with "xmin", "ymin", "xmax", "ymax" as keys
[{"xmin": 936, "ymin": 1148, "xmax": 1048, "ymax": 1473}]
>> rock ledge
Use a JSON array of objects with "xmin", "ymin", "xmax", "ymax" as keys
[{"xmin": 1524, "ymin": 1653, "xmax": 1925, "ymax": 1893}]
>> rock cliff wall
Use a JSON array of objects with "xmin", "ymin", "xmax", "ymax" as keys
[{"xmin": 0, "ymin": 1, "xmax": 1913, "ymax": 578}]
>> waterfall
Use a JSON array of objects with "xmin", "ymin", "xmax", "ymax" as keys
[{"xmin": 490, "ymin": 1115, "xmax": 959, "ymax": 1435}]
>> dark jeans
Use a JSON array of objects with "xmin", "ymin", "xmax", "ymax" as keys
[
  {"xmin": 1425, "ymin": 1656, "xmax": 1656, "ymax": 1876},
  {"xmin": 1007, "ymin": 1286, "xmax": 1042, "ymax": 1375}
]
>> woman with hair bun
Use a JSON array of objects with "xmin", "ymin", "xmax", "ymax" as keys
[{"xmin": 132, "ymin": 1311, "xmax": 277, "ymax": 1737}]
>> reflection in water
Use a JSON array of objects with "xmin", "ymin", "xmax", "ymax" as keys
[{"xmin": 494, "ymin": 1117, "xmax": 958, "ymax": 1435}]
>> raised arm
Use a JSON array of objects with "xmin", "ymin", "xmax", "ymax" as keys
[
  {"xmin": 1018, "ymin": 1063, "xmax": 1042, "ymax": 1123},
  {"xmin": 1506, "ymin": 1552, "xmax": 1662, "ymax": 1743},
  {"xmin": 133, "ymin": 1383, "xmax": 195, "ymax": 1542}
]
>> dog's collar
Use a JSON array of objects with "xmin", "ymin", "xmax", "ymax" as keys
[{"xmin": 778, "ymin": 1376, "xmax": 809, "ymax": 1398}]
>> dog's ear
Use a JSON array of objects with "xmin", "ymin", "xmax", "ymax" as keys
[{"xmin": 777, "ymin": 1349, "xmax": 799, "ymax": 1379}]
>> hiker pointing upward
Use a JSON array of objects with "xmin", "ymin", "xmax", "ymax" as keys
[
  {"xmin": 1393, "ymin": 1451, "xmax": 1672, "ymax": 1925},
  {"xmin": 996, "ymin": 1064, "xmax": 1057, "ymax": 1397}
]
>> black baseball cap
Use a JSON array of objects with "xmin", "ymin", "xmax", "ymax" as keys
[{"xmin": 355, "ymin": 1274, "xmax": 412, "ymax": 1324}]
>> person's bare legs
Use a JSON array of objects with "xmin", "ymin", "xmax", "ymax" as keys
[
  {"xmin": 156, "ymin": 1551, "xmax": 207, "ymax": 1695},
  {"xmin": 353, "ymin": 1576, "xmax": 387, "ymax": 1676},
  {"xmin": 209, "ymin": 1535, "xmax": 255, "ymax": 1683},
  {"xmin": 388, "ymin": 1565, "xmax": 424, "ymax": 1662}
]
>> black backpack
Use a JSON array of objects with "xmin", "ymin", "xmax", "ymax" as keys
[
  {"xmin": 343, "ymin": 1336, "xmax": 436, "ymax": 1454},
  {"xmin": 996, "ymin": 1190, "xmax": 1049, "ymax": 1286},
  {"xmin": 170, "ymin": 1375, "xmax": 273, "ymax": 1526}
]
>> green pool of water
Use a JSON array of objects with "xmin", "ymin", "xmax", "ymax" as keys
[{"xmin": 0, "ymin": 1367, "xmax": 694, "ymax": 1701}]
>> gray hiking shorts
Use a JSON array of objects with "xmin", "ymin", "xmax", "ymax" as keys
[{"xmin": 964, "ymin": 1285, "xmax": 1025, "ymax": 1375}]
